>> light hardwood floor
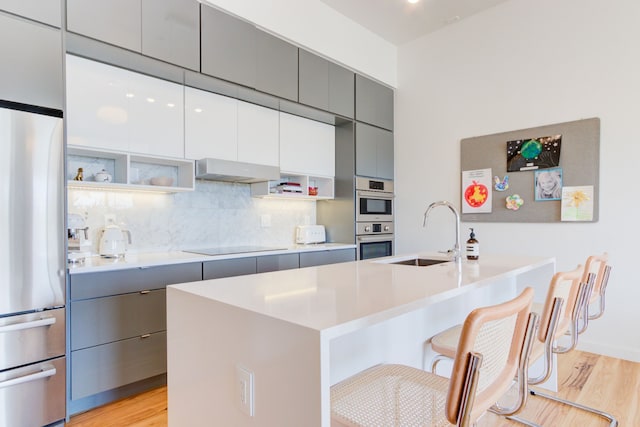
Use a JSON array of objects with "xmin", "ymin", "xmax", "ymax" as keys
[{"xmin": 66, "ymin": 350, "xmax": 639, "ymax": 426}]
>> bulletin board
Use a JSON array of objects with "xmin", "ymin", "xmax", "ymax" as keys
[{"xmin": 460, "ymin": 118, "xmax": 600, "ymax": 223}]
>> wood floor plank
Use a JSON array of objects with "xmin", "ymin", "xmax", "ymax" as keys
[{"xmin": 66, "ymin": 350, "xmax": 639, "ymax": 426}]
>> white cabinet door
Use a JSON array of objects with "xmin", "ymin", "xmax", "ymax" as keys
[
  {"xmin": 184, "ymin": 87, "xmax": 237, "ymax": 161},
  {"xmin": 66, "ymin": 54, "xmax": 184, "ymax": 158},
  {"xmin": 127, "ymin": 71, "xmax": 184, "ymax": 158},
  {"xmin": 66, "ymin": 55, "xmax": 130, "ymax": 152},
  {"xmin": 279, "ymin": 112, "xmax": 335, "ymax": 176},
  {"xmin": 237, "ymin": 101, "xmax": 279, "ymax": 167}
]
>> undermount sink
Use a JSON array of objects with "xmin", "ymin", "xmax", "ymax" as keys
[{"xmin": 391, "ymin": 258, "xmax": 449, "ymax": 267}]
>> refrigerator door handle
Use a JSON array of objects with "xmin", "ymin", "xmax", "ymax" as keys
[
  {"xmin": 0, "ymin": 365, "xmax": 57, "ymax": 389},
  {"xmin": 0, "ymin": 316, "xmax": 56, "ymax": 333}
]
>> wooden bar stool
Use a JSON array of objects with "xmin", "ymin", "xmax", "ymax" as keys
[
  {"xmin": 330, "ymin": 288, "xmax": 536, "ymax": 427},
  {"xmin": 428, "ymin": 264, "xmax": 618, "ymax": 426}
]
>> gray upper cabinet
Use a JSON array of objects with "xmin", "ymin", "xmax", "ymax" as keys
[
  {"xmin": 201, "ymin": 5, "xmax": 256, "ymax": 88},
  {"xmin": 355, "ymin": 122, "xmax": 394, "ymax": 180},
  {"xmin": 201, "ymin": 5, "xmax": 298, "ymax": 101},
  {"xmin": 299, "ymin": 49, "xmax": 329, "ymax": 111},
  {"xmin": 299, "ymin": 49, "xmax": 354, "ymax": 118},
  {"xmin": 0, "ymin": 12, "xmax": 63, "ymax": 109},
  {"xmin": 141, "ymin": 0, "xmax": 200, "ymax": 70},
  {"xmin": 0, "ymin": 0, "xmax": 61, "ymax": 27},
  {"xmin": 66, "ymin": 0, "xmax": 142, "ymax": 52},
  {"xmin": 255, "ymin": 30, "xmax": 298, "ymax": 101},
  {"xmin": 67, "ymin": 0, "xmax": 199, "ymax": 69},
  {"xmin": 329, "ymin": 62, "xmax": 354, "ymax": 118},
  {"xmin": 355, "ymin": 74, "xmax": 394, "ymax": 131}
]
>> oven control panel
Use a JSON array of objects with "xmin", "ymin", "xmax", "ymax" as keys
[{"xmin": 357, "ymin": 222, "xmax": 394, "ymax": 235}]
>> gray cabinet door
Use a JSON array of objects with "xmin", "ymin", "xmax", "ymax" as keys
[
  {"xmin": 257, "ymin": 253, "xmax": 299, "ymax": 273},
  {"xmin": 356, "ymin": 122, "xmax": 394, "ymax": 180},
  {"xmin": 0, "ymin": 0, "xmax": 61, "ymax": 27},
  {"xmin": 69, "ymin": 262, "xmax": 202, "ymax": 300},
  {"xmin": 71, "ymin": 289, "xmax": 166, "ymax": 351},
  {"xmin": 141, "ymin": 0, "xmax": 200, "ymax": 71},
  {"xmin": 66, "ymin": 0, "xmax": 142, "ymax": 52},
  {"xmin": 255, "ymin": 30, "xmax": 298, "ymax": 101},
  {"xmin": 201, "ymin": 5, "xmax": 256, "ymax": 88},
  {"xmin": 0, "ymin": 13, "xmax": 63, "ymax": 109},
  {"xmin": 355, "ymin": 74, "xmax": 394, "ymax": 131},
  {"xmin": 329, "ymin": 62, "xmax": 354, "ymax": 118},
  {"xmin": 299, "ymin": 49, "xmax": 329, "ymax": 111},
  {"xmin": 203, "ymin": 257, "xmax": 257, "ymax": 280},
  {"xmin": 299, "ymin": 249, "xmax": 356, "ymax": 268},
  {"xmin": 71, "ymin": 331, "xmax": 166, "ymax": 400}
]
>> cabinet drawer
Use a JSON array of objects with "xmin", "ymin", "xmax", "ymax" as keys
[
  {"xmin": 257, "ymin": 254, "xmax": 299, "ymax": 273},
  {"xmin": 70, "ymin": 262, "xmax": 202, "ymax": 300},
  {"xmin": 71, "ymin": 289, "xmax": 166, "ymax": 351},
  {"xmin": 203, "ymin": 257, "xmax": 257, "ymax": 280},
  {"xmin": 71, "ymin": 331, "xmax": 166, "ymax": 400},
  {"xmin": 299, "ymin": 249, "xmax": 356, "ymax": 268}
]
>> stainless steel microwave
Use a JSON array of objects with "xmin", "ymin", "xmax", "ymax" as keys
[{"xmin": 356, "ymin": 177, "xmax": 393, "ymax": 222}]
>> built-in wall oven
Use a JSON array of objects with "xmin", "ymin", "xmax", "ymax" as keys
[
  {"xmin": 355, "ymin": 177, "xmax": 394, "ymax": 260},
  {"xmin": 357, "ymin": 222, "xmax": 394, "ymax": 260}
]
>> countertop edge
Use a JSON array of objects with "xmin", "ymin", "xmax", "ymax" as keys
[{"xmin": 68, "ymin": 243, "xmax": 357, "ymax": 274}]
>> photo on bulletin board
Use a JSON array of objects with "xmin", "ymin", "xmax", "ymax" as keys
[
  {"xmin": 534, "ymin": 168, "xmax": 563, "ymax": 201},
  {"xmin": 506, "ymin": 134, "xmax": 562, "ymax": 172}
]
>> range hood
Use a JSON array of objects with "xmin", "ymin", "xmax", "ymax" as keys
[{"xmin": 195, "ymin": 158, "xmax": 280, "ymax": 183}]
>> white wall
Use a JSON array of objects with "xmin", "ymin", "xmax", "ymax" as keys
[
  {"xmin": 202, "ymin": 0, "xmax": 397, "ymax": 87},
  {"xmin": 395, "ymin": 0, "xmax": 640, "ymax": 361}
]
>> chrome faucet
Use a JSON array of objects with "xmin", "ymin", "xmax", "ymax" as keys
[{"xmin": 423, "ymin": 200, "xmax": 462, "ymax": 262}]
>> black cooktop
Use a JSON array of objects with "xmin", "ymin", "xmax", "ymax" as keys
[{"xmin": 183, "ymin": 246, "xmax": 286, "ymax": 256}]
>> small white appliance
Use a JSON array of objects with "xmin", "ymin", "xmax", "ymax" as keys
[
  {"xmin": 98, "ymin": 224, "xmax": 132, "ymax": 258},
  {"xmin": 296, "ymin": 225, "xmax": 326, "ymax": 244}
]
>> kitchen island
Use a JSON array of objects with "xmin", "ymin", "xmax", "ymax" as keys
[{"xmin": 166, "ymin": 253, "xmax": 554, "ymax": 427}]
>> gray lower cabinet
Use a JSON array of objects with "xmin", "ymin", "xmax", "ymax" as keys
[
  {"xmin": 355, "ymin": 122, "xmax": 394, "ymax": 180},
  {"xmin": 299, "ymin": 49, "xmax": 354, "ymax": 118},
  {"xmin": 257, "ymin": 253, "xmax": 299, "ymax": 273},
  {"xmin": 0, "ymin": 0, "xmax": 61, "ymax": 27},
  {"xmin": 0, "ymin": 12, "xmax": 63, "ymax": 109},
  {"xmin": 71, "ymin": 331, "xmax": 166, "ymax": 400},
  {"xmin": 355, "ymin": 74, "xmax": 394, "ymax": 131},
  {"xmin": 203, "ymin": 257, "xmax": 257, "ymax": 280},
  {"xmin": 68, "ymin": 262, "xmax": 201, "ymax": 413},
  {"xmin": 299, "ymin": 248, "xmax": 356, "ymax": 268}
]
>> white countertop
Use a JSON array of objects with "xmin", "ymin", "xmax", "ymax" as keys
[
  {"xmin": 169, "ymin": 253, "xmax": 554, "ymax": 337},
  {"xmin": 67, "ymin": 243, "xmax": 356, "ymax": 274}
]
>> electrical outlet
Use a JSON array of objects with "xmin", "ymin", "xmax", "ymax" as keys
[
  {"xmin": 260, "ymin": 214, "xmax": 271, "ymax": 228},
  {"xmin": 236, "ymin": 365, "xmax": 254, "ymax": 416}
]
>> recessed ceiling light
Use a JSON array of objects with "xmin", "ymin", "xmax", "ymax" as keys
[{"xmin": 407, "ymin": 0, "xmax": 420, "ymax": 3}]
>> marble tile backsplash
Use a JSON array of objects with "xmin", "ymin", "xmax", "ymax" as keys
[{"xmin": 68, "ymin": 180, "xmax": 317, "ymax": 253}]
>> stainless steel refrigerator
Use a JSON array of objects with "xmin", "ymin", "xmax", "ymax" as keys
[{"xmin": 0, "ymin": 100, "xmax": 66, "ymax": 427}]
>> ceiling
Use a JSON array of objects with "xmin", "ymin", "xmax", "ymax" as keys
[{"xmin": 319, "ymin": 0, "xmax": 511, "ymax": 45}]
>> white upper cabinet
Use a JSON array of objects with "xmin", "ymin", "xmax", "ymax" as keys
[
  {"xmin": 65, "ymin": 55, "xmax": 184, "ymax": 158},
  {"xmin": 279, "ymin": 112, "xmax": 335, "ymax": 177},
  {"xmin": 237, "ymin": 101, "xmax": 279, "ymax": 167},
  {"xmin": 184, "ymin": 89, "xmax": 279, "ymax": 167},
  {"xmin": 184, "ymin": 86, "xmax": 238, "ymax": 161}
]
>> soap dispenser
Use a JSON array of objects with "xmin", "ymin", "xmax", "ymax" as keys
[{"xmin": 466, "ymin": 228, "xmax": 479, "ymax": 260}]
